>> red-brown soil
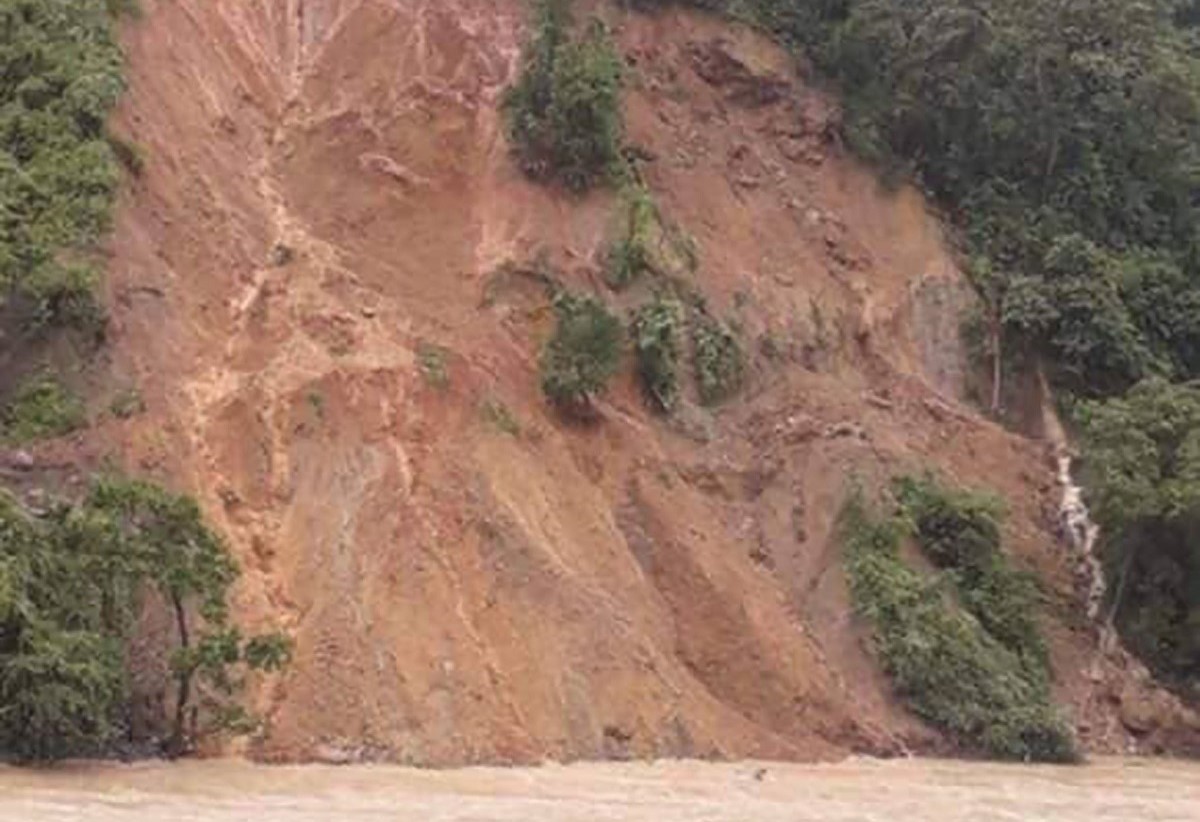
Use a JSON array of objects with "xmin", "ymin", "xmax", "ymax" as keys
[{"xmin": 22, "ymin": 0, "xmax": 1196, "ymax": 763}]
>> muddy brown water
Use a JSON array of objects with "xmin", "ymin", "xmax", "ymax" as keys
[{"xmin": 2, "ymin": 757, "xmax": 1198, "ymax": 821}]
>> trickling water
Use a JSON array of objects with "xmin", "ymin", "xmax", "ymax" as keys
[
  {"xmin": 1040, "ymin": 372, "xmax": 1108, "ymax": 627},
  {"xmin": 1055, "ymin": 450, "xmax": 1106, "ymax": 621},
  {"xmin": 1041, "ymin": 385, "xmax": 1126, "ymax": 690}
]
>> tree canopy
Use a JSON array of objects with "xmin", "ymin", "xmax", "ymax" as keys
[
  {"xmin": 0, "ymin": 0, "xmax": 125, "ymax": 330},
  {"xmin": 1079, "ymin": 380, "xmax": 1200, "ymax": 688},
  {"xmin": 647, "ymin": 0, "xmax": 1200, "ymax": 399},
  {"xmin": 649, "ymin": 0, "xmax": 1200, "ymax": 697},
  {"xmin": 503, "ymin": 0, "xmax": 625, "ymax": 191},
  {"xmin": 0, "ymin": 479, "xmax": 290, "ymax": 762},
  {"xmin": 539, "ymin": 290, "xmax": 623, "ymax": 411}
]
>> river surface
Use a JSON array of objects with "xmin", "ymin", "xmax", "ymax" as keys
[{"xmin": 2, "ymin": 757, "xmax": 1199, "ymax": 821}]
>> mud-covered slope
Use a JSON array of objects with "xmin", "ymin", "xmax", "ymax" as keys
[{"xmin": 83, "ymin": 0, "xmax": 1197, "ymax": 763}]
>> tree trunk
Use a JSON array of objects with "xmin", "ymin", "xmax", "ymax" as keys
[
  {"xmin": 167, "ymin": 593, "xmax": 191, "ymax": 758},
  {"xmin": 990, "ymin": 315, "xmax": 1003, "ymax": 416},
  {"xmin": 1106, "ymin": 542, "xmax": 1138, "ymax": 631}
]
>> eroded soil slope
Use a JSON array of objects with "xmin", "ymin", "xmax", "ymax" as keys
[{"xmin": 64, "ymin": 0, "xmax": 1197, "ymax": 762}]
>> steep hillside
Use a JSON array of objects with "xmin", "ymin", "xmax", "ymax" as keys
[{"xmin": 39, "ymin": 0, "xmax": 1195, "ymax": 762}]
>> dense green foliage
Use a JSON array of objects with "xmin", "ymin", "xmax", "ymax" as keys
[
  {"xmin": 643, "ymin": 2, "xmax": 1200, "ymax": 380},
  {"xmin": 895, "ymin": 475, "xmax": 1048, "ymax": 670},
  {"xmin": 0, "ymin": 492, "xmax": 123, "ymax": 761},
  {"xmin": 704, "ymin": 0, "xmax": 1200, "ymax": 398},
  {"xmin": 503, "ymin": 0, "xmax": 624, "ymax": 191},
  {"xmin": 0, "ymin": 480, "xmax": 290, "ymax": 762},
  {"xmin": 841, "ymin": 487, "xmax": 1077, "ymax": 762},
  {"xmin": 691, "ymin": 310, "xmax": 744, "ymax": 405},
  {"xmin": 751, "ymin": 0, "xmax": 1200, "ymax": 697},
  {"xmin": 539, "ymin": 290, "xmax": 623, "ymax": 410},
  {"xmin": 0, "ymin": 0, "xmax": 125, "ymax": 330},
  {"xmin": 626, "ymin": 0, "xmax": 1200, "ymax": 707},
  {"xmin": 1078, "ymin": 380, "xmax": 1200, "ymax": 691},
  {"xmin": 631, "ymin": 295, "xmax": 683, "ymax": 411},
  {"xmin": 634, "ymin": 0, "xmax": 1200, "ymax": 397},
  {"xmin": 1, "ymin": 371, "xmax": 84, "ymax": 443}
]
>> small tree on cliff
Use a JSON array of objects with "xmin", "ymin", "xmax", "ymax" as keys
[
  {"xmin": 631, "ymin": 294, "xmax": 683, "ymax": 411},
  {"xmin": 540, "ymin": 291, "xmax": 622, "ymax": 414},
  {"xmin": 503, "ymin": 0, "xmax": 624, "ymax": 191}
]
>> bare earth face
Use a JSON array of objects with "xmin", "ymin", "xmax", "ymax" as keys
[{"xmin": 3, "ymin": 758, "xmax": 1199, "ymax": 822}]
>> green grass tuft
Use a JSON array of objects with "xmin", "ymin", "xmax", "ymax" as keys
[
  {"xmin": 2, "ymin": 373, "xmax": 86, "ymax": 443},
  {"xmin": 108, "ymin": 386, "xmax": 144, "ymax": 419},
  {"xmin": 480, "ymin": 397, "xmax": 521, "ymax": 436}
]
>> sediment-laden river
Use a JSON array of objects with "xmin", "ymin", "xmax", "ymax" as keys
[{"xmin": 2, "ymin": 757, "xmax": 1198, "ymax": 821}]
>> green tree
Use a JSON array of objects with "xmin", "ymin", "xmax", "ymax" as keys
[
  {"xmin": 1038, "ymin": 235, "xmax": 1159, "ymax": 396},
  {"xmin": 1078, "ymin": 380, "xmax": 1200, "ymax": 686},
  {"xmin": 0, "ymin": 480, "xmax": 291, "ymax": 762},
  {"xmin": 82, "ymin": 479, "xmax": 291, "ymax": 756},
  {"xmin": 0, "ymin": 0, "xmax": 125, "ymax": 329},
  {"xmin": 716, "ymin": 0, "xmax": 1200, "ymax": 396},
  {"xmin": 0, "ymin": 493, "xmax": 126, "ymax": 761},
  {"xmin": 540, "ymin": 290, "xmax": 622, "ymax": 412},
  {"xmin": 503, "ymin": 0, "xmax": 625, "ymax": 191}
]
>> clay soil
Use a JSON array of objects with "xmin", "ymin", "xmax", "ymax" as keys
[{"xmin": 14, "ymin": 0, "xmax": 1196, "ymax": 764}]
